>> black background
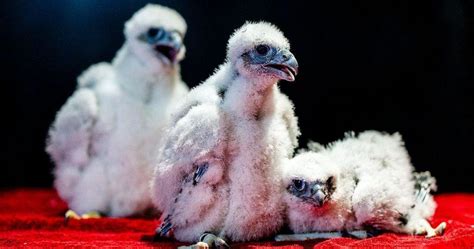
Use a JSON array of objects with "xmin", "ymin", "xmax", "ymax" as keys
[{"xmin": 2, "ymin": 1, "xmax": 473, "ymax": 192}]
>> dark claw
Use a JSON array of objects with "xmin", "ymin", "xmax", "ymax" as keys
[
  {"xmin": 193, "ymin": 163, "xmax": 209, "ymax": 185},
  {"xmin": 155, "ymin": 216, "xmax": 173, "ymax": 238},
  {"xmin": 366, "ymin": 228, "xmax": 384, "ymax": 238},
  {"xmin": 152, "ymin": 233, "xmax": 163, "ymax": 242},
  {"xmin": 341, "ymin": 230, "xmax": 358, "ymax": 238},
  {"xmin": 152, "ymin": 232, "xmax": 174, "ymax": 242},
  {"xmin": 341, "ymin": 230, "xmax": 350, "ymax": 238},
  {"xmin": 342, "ymin": 230, "xmax": 370, "ymax": 239}
]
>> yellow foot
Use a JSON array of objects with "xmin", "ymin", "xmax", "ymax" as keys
[
  {"xmin": 177, "ymin": 233, "xmax": 229, "ymax": 249},
  {"xmin": 426, "ymin": 222, "xmax": 446, "ymax": 238},
  {"xmin": 81, "ymin": 211, "xmax": 101, "ymax": 219},
  {"xmin": 65, "ymin": 210, "xmax": 102, "ymax": 220},
  {"xmin": 65, "ymin": 210, "xmax": 81, "ymax": 220},
  {"xmin": 177, "ymin": 242, "xmax": 209, "ymax": 249},
  {"xmin": 414, "ymin": 219, "xmax": 446, "ymax": 238}
]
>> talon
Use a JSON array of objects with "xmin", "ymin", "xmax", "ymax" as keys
[
  {"xmin": 193, "ymin": 163, "xmax": 209, "ymax": 185},
  {"xmin": 155, "ymin": 216, "xmax": 174, "ymax": 238}
]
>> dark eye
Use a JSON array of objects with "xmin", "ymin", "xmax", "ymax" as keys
[
  {"xmin": 147, "ymin": 27, "xmax": 163, "ymax": 39},
  {"xmin": 292, "ymin": 179, "xmax": 307, "ymax": 192},
  {"xmin": 255, "ymin": 44, "xmax": 270, "ymax": 56},
  {"xmin": 327, "ymin": 176, "xmax": 334, "ymax": 185}
]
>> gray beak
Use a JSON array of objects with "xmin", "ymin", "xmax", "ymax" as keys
[
  {"xmin": 264, "ymin": 49, "xmax": 299, "ymax": 82},
  {"xmin": 139, "ymin": 29, "xmax": 183, "ymax": 64},
  {"xmin": 310, "ymin": 183, "xmax": 327, "ymax": 207}
]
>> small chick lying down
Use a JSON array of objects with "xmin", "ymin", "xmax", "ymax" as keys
[{"xmin": 280, "ymin": 131, "xmax": 446, "ymax": 240}]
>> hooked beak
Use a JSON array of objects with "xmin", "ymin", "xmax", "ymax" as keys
[
  {"xmin": 139, "ymin": 30, "xmax": 183, "ymax": 64},
  {"xmin": 264, "ymin": 49, "xmax": 299, "ymax": 82},
  {"xmin": 309, "ymin": 183, "xmax": 327, "ymax": 207}
]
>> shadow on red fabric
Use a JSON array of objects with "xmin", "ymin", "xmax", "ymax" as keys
[{"xmin": 0, "ymin": 189, "xmax": 473, "ymax": 248}]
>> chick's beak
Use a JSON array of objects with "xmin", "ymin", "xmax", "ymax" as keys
[
  {"xmin": 153, "ymin": 31, "xmax": 183, "ymax": 64},
  {"xmin": 140, "ymin": 29, "xmax": 183, "ymax": 64},
  {"xmin": 264, "ymin": 49, "xmax": 299, "ymax": 82},
  {"xmin": 310, "ymin": 183, "xmax": 327, "ymax": 207}
]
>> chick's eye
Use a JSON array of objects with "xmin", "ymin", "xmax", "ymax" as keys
[
  {"xmin": 147, "ymin": 27, "xmax": 163, "ymax": 39},
  {"xmin": 255, "ymin": 44, "xmax": 270, "ymax": 56},
  {"xmin": 327, "ymin": 176, "xmax": 334, "ymax": 184},
  {"xmin": 292, "ymin": 179, "xmax": 306, "ymax": 192}
]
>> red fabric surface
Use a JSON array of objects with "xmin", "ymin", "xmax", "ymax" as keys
[{"xmin": 0, "ymin": 189, "xmax": 473, "ymax": 248}]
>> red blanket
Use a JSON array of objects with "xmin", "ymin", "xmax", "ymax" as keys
[{"xmin": 0, "ymin": 189, "xmax": 473, "ymax": 248}]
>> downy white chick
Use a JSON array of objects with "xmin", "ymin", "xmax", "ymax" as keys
[
  {"xmin": 151, "ymin": 22, "xmax": 300, "ymax": 245},
  {"xmin": 281, "ymin": 131, "xmax": 446, "ymax": 238},
  {"xmin": 46, "ymin": 4, "xmax": 188, "ymax": 217}
]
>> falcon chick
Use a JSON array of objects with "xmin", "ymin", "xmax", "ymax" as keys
[
  {"xmin": 151, "ymin": 21, "xmax": 300, "ymax": 245},
  {"xmin": 46, "ymin": 4, "xmax": 188, "ymax": 217},
  {"xmin": 282, "ymin": 131, "xmax": 445, "ymax": 238}
]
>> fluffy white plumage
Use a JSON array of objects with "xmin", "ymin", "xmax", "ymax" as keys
[
  {"xmin": 151, "ymin": 21, "xmax": 300, "ymax": 243},
  {"xmin": 46, "ymin": 4, "xmax": 188, "ymax": 217},
  {"xmin": 282, "ymin": 131, "xmax": 442, "ymax": 236}
]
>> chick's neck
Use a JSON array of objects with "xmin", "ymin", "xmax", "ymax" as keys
[
  {"xmin": 222, "ymin": 70, "xmax": 278, "ymax": 120},
  {"xmin": 113, "ymin": 44, "xmax": 181, "ymax": 103}
]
